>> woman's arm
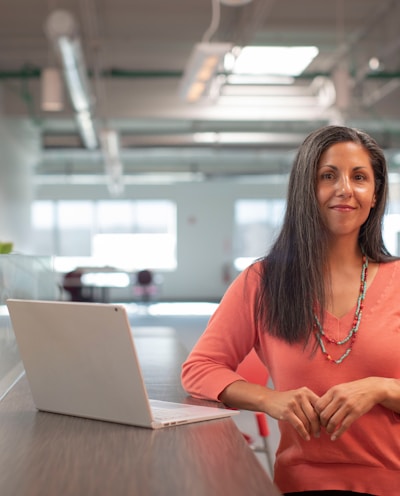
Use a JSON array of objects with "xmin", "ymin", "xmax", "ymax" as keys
[
  {"xmin": 380, "ymin": 377, "xmax": 400, "ymax": 412},
  {"xmin": 182, "ymin": 264, "xmax": 263, "ymax": 401}
]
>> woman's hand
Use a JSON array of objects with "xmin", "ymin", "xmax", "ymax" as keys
[
  {"xmin": 313, "ymin": 377, "xmax": 386, "ymax": 440},
  {"xmin": 264, "ymin": 387, "xmax": 321, "ymax": 441},
  {"xmin": 219, "ymin": 381, "xmax": 321, "ymax": 441}
]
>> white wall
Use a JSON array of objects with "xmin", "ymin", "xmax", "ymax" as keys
[{"xmin": 34, "ymin": 179, "xmax": 289, "ymax": 301}]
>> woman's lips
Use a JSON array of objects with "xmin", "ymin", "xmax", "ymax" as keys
[{"xmin": 330, "ymin": 204, "xmax": 355, "ymax": 211}]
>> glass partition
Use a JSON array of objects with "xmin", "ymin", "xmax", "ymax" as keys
[{"xmin": 0, "ymin": 255, "xmax": 57, "ymax": 400}]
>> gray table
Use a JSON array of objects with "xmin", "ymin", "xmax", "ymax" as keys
[{"xmin": 0, "ymin": 327, "xmax": 281, "ymax": 496}]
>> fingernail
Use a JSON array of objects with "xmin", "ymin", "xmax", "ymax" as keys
[{"xmin": 331, "ymin": 434, "xmax": 337, "ymax": 441}]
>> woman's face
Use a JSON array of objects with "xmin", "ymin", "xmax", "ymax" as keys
[{"xmin": 316, "ymin": 141, "xmax": 376, "ymax": 239}]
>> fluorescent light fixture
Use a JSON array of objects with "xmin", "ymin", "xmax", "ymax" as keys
[
  {"xmin": 100, "ymin": 129, "xmax": 124, "ymax": 196},
  {"xmin": 45, "ymin": 9, "xmax": 98, "ymax": 149},
  {"xmin": 220, "ymin": 84, "xmax": 313, "ymax": 97},
  {"xmin": 75, "ymin": 110, "xmax": 98, "ymax": 150},
  {"xmin": 217, "ymin": 79, "xmax": 335, "ymax": 114},
  {"xmin": 217, "ymin": 95, "xmax": 319, "ymax": 107},
  {"xmin": 226, "ymin": 74, "xmax": 295, "ymax": 85},
  {"xmin": 57, "ymin": 36, "xmax": 93, "ymax": 112},
  {"xmin": 231, "ymin": 46, "xmax": 319, "ymax": 76},
  {"xmin": 100, "ymin": 129, "xmax": 120, "ymax": 162},
  {"xmin": 193, "ymin": 132, "xmax": 306, "ymax": 145},
  {"xmin": 103, "ymin": 161, "xmax": 124, "ymax": 196},
  {"xmin": 179, "ymin": 42, "xmax": 233, "ymax": 102}
]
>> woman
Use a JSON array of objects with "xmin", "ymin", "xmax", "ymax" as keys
[{"xmin": 181, "ymin": 125, "xmax": 400, "ymax": 495}]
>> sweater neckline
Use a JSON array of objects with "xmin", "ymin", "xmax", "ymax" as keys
[{"xmin": 324, "ymin": 260, "xmax": 386, "ymax": 324}]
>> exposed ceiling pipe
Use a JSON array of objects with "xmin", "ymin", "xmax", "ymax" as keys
[
  {"xmin": 362, "ymin": 78, "xmax": 400, "ymax": 108},
  {"xmin": 80, "ymin": 0, "xmax": 124, "ymax": 195},
  {"xmin": 44, "ymin": 9, "xmax": 98, "ymax": 150}
]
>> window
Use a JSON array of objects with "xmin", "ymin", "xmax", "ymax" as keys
[
  {"xmin": 234, "ymin": 197, "xmax": 400, "ymax": 267},
  {"xmin": 233, "ymin": 199, "xmax": 286, "ymax": 270},
  {"xmin": 57, "ymin": 201, "xmax": 94, "ymax": 256},
  {"xmin": 31, "ymin": 200, "xmax": 56, "ymax": 256},
  {"xmin": 383, "ymin": 200, "xmax": 400, "ymax": 256},
  {"xmin": 31, "ymin": 200, "xmax": 177, "ymax": 272}
]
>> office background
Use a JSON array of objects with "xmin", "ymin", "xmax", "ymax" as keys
[
  {"xmin": 1, "ymin": 3, "xmax": 400, "ymax": 484},
  {"xmin": 1, "ymin": 0, "xmax": 400, "ymax": 302}
]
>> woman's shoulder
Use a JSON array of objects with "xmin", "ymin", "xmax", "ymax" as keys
[
  {"xmin": 380, "ymin": 257, "xmax": 400, "ymax": 270},
  {"xmin": 241, "ymin": 259, "xmax": 265, "ymax": 280},
  {"xmin": 228, "ymin": 259, "xmax": 265, "ymax": 294},
  {"xmin": 374, "ymin": 257, "xmax": 400, "ymax": 286}
]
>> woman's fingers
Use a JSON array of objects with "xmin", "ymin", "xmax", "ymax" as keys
[
  {"xmin": 273, "ymin": 388, "xmax": 321, "ymax": 440},
  {"xmin": 314, "ymin": 378, "xmax": 382, "ymax": 440}
]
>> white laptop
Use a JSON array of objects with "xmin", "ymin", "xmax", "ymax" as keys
[{"xmin": 6, "ymin": 299, "xmax": 238, "ymax": 429}]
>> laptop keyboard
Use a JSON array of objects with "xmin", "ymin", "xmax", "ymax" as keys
[{"xmin": 152, "ymin": 407, "xmax": 191, "ymax": 421}]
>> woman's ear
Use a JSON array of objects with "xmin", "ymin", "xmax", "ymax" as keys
[{"xmin": 371, "ymin": 193, "xmax": 377, "ymax": 208}]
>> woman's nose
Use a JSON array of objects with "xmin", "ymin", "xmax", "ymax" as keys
[{"xmin": 336, "ymin": 176, "xmax": 352, "ymax": 197}]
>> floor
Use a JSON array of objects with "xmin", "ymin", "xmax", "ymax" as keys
[{"xmin": 125, "ymin": 301, "xmax": 280, "ymax": 477}]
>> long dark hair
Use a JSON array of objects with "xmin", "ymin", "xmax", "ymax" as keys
[{"xmin": 258, "ymin": 125, "xmax": 394, "ymax": 344}]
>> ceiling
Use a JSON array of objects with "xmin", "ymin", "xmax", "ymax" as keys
[{"xmin": 2, "ymin": 0, "xmax": 400, "ymax": 184}]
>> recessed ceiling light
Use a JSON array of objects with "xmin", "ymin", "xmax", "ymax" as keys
[
  {"xmin": 368, "ymin": 57, "xmax": 381, "ymax": 71},
  {"xmin": 231, "ymin": 46, "xmax": 319, "ymax": 76}
]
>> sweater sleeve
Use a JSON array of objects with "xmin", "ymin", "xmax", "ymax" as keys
[{"xmin": 181, "ymin": 262, "xmax": 263, "ymax": 401}]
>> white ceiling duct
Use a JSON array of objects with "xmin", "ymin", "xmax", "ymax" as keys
[{"xmin": 44, "ymin": 9, "xmax": 98, "ymax": 150}]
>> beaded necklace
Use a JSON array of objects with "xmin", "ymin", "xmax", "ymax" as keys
[{"xmin": 313, "ymin": 253, "xmax": 368, "ymax": 364}]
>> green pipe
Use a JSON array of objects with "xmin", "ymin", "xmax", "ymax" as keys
[{"xmin": 1, "ymin": 67, "xmax": 400, "ymax": 80}]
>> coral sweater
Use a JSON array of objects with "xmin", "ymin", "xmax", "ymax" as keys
[{"xmin": 181, "ymin": 260, "xmax": 400, "ymax": 495}]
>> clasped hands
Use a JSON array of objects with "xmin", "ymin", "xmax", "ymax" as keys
[{"xmin": 270, "ymin": 377, "xmax": 383, "ymax": 441}]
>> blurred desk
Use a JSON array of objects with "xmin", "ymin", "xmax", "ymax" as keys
[
  {"xmin": 63, "ymin": 268, "xmax": 131, "ymax": 303},
  {"xmin": 81, "ymin": 271, "xmax": 131, "ymax": 302},
  {"xmin": 0, "ymin": 327, "xmax": 281, "ymax": 496}
]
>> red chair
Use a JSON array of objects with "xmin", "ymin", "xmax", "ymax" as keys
[{"xmin": 236, "ymin": 349, "xmax": 274, "ymax": 475}]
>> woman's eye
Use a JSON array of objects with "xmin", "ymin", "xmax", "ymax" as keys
[
  {"xmin": 354, "ymin": 174, "xmax": 365, "ymax": 181},
  {"xmin": 321, "ymin": 172, "xmax": 334, "ymax": 180}
]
